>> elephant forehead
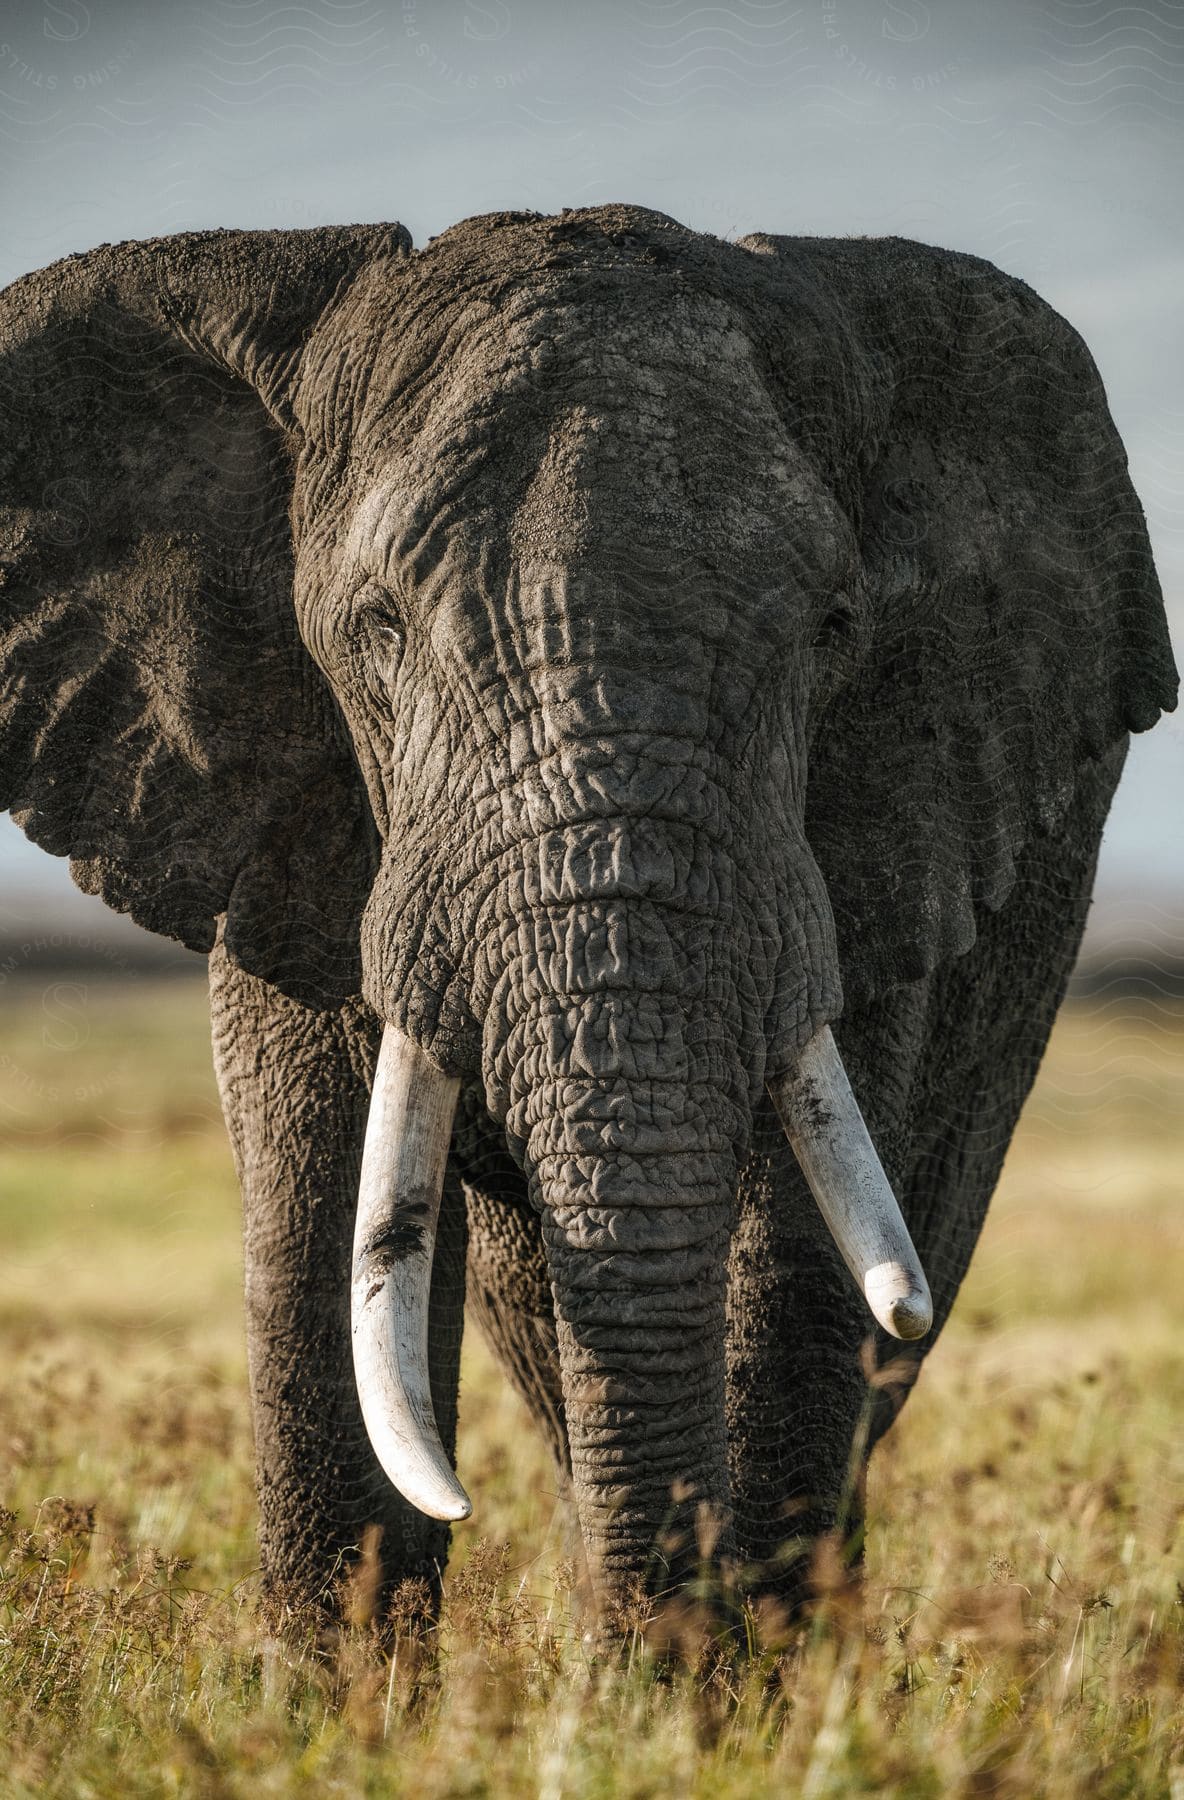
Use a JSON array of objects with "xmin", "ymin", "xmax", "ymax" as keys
[
  {"xmin": 348, "ymin": 391, "xmax": 849, "ymax": 599},
  {"xmin": 516, "ymin": 291, "xmax": 757, "ymax": 384},
  {"xmin": 401, "ymin": 279, "xmax": 760, "ymax": 401},
  {"xmin": 355, "ymin": 281, "xmax": 776, "ymax": 480},
  {"xmin": 507, "ymin": 400, "xmax": 839, "ymax": 575},
  {"xmin": 338, "ymin": 278, "xmax": 856, "ymax": 601}
]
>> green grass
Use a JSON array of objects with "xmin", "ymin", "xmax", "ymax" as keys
[{"xmin": 1, "ymin": 974, "xmax": 1183, "ymax": 1796}]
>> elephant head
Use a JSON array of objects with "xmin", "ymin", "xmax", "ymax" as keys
[{"xmin": 0, "ymin": 208, "xmax": 1175, "ymax": 1614}]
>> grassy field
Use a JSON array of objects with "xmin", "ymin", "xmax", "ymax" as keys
[{"xmin": 1, "ymin": 972, "xmax": 1182, "ymax": 1796}]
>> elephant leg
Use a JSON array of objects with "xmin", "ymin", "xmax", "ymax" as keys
[
  {"xmin": 454, "ymin": 1087, "xmax": 570, "ymax": 1483},
  {"xmin": 728, "ymin": 970, "xmax": 992, "ymax": 1611},
  {"xmin": 727, "ymin": 1071, "xmax": 913, "ymax": 1616},
  {"xmin": 208, "ymin": 937, "xmax": 467, "ymax": 1630},
  {"xmin": 728, "ymin": 753, "xmax": 1121, "ymax": 1617}
]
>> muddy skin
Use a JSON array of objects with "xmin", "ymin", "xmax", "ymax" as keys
[
  {"xmin": 362, "ymin": 1206, "xmax": 432, "ymax": 1271},
  {"xmin": 0, "ymin": 206, "xmax": 1175, "ymax": 1638}
]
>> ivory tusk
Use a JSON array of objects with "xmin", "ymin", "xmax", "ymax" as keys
[
  {"xmin": 351, "ymin": 1023, "xmax": 471, "ymax": 1521},
  {"xmin": 768, "ymin": 1026, "xmax": 933, "ymax": 1342}
]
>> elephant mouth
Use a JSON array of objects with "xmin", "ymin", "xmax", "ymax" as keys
[{"xmin": 348, "ymin": 1017, "xmax": 932, "ymax": 1524}]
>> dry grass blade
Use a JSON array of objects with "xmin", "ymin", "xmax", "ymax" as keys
[{"xmin": 0, "ymin": 980, "xmax": 1182, "ymax": 1794}]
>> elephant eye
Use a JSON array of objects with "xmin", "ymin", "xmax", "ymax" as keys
[
  {"xmin": 811, "ymin": 603, "xmax": 856, "ymax": 653},
  {"xmin": 356, "ymin": 580, "xmax": 406, "ymax": 687},
  {"xmin": 372, "ymin": 614, "xmax": 404, "ymax": 652}
]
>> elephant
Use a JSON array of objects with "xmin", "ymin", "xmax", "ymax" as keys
[{"xmin": 0, "ymin": 205, "xmax": 1176, "ymax": 1641}]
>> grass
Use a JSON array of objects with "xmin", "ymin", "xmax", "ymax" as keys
[{"xmin": 1, "ymin": 972, "xmax": 1182, "ymax": 1795}]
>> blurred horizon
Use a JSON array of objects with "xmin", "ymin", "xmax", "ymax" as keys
[{"xmin": 1, "ymin": 0, "xmax": 1180, "ymax": 960}]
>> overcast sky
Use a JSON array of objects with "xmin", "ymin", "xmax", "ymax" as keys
[{"xmin": 1, "ymin": 0, "xmax": 1180, "ymax": 946}]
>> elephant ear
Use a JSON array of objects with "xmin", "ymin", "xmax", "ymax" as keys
[
  {"xmin": 0, "ymin": 224, "xmax": 409, "ymax": 1006},
  {"xmin": 742, "ymin": 233, "xmax": 1179, "ymax": 996}
]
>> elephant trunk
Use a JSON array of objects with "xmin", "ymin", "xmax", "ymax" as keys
[
  {"xmin": 490, "ymin": 897, "xmax": 749, "ymax": 1617},
  {"xmin": 348, "ymin": 677, "xmax": 927, "ymax": 1605},
  {"xmin": 538, "ymin": 1100, "xmax": 737, "ymax": 1613}
]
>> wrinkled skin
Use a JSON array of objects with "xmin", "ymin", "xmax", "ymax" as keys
[{"xmin": 0, "ymin": 207, "xmax": 1175, "ymax": 1635}]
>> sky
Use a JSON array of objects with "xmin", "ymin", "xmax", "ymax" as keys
[{"xmin": 1, "ymin": 0, "xmax": 1181, "ymax": 952}]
